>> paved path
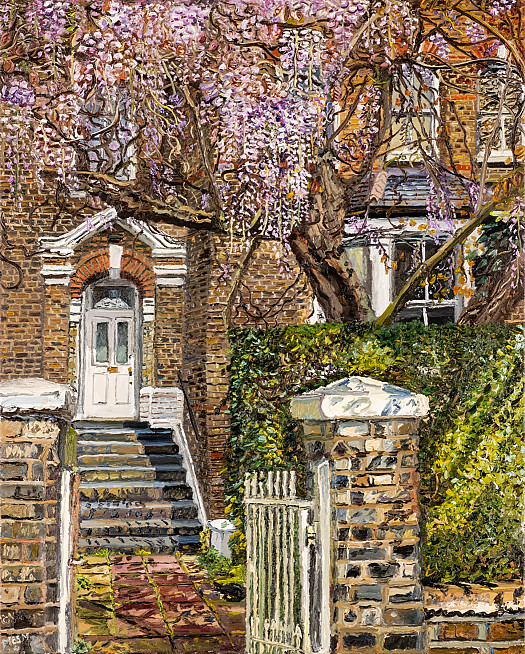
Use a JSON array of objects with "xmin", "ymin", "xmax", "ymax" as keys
[{"xmin": 74, "ymin": 554, "xmax": 245, "ymax": 653}]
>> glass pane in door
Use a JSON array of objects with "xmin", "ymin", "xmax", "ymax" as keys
[
  {"xmin": 116, "ymin": 321, "xmax": 129, "ymax": 364},
  {"xmin": 95, "ymin": 322, "xmax": 109, "ymax": 363}
]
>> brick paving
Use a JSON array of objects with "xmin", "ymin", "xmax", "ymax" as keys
[{"xmin": 74, "ymin": 554, "xmax": 245, "ymax": 653}]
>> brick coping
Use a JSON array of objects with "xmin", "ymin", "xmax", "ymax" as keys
[{"xmin": 424, "ymin": 582, "xmax": 525, "ymax": 617}]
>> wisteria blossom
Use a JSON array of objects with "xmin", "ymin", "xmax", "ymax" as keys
[{"xmin": 0, "ymin": 0, "xmax": 523, "ymax": 321}]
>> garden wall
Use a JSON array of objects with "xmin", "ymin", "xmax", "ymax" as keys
[
  {"xmin": 0, "ymin": 379, "xmax": 77, "ymax": 654},
  {"xmin": 424, "ymin": 583, "xmax": 524, "ymax": 653},
  {"xmin": 227, "ymin": 323, "xmax": 524, "ymax": 584}
]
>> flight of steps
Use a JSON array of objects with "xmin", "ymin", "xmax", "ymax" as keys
[{"xmin": 75, "ymin": 421, "xmax": 202, "ymax": 554}]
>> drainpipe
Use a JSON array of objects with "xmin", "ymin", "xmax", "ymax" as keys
[{"xmin": 58, "ymin": 467, "xmax": 74, "ymax": 654}]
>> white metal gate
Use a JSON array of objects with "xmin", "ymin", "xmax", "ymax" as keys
[{"xmin": 244, "ymin": 462, "xmax": 330, "ymax": 654}]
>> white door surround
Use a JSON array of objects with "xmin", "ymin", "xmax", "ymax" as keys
[{"xmin": 80, "ymin": 280, "xmax": 140, "ymax": 419}]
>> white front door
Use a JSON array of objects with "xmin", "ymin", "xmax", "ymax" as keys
[{"xmin": 84, "ymin": 308, "xmax": 136, "ymax": 418}]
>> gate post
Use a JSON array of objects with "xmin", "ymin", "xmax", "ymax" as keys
[{"xmin": 291, "ymin": 377, "xmax": 429, "ymax": 654}]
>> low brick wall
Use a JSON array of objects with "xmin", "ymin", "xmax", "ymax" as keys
[
  {"xmin": 139, "ymin": 386, "xmax": 184, "ymax": 425},
  {"xmin": 425, "ymin": 583, "xmax": 525, "ymax": 653},
  {"xmin": 0, "ymin": 379, "xmax": 76, "ymax": 654}
]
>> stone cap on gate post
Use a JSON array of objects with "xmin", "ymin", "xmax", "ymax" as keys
[
  {"xmin": 290, "ymin": 376, "xmax": 429, "ymax": 422},
  {"xmin": 0, "ymin": 378, "xmax": 77, "ymax": 419}
]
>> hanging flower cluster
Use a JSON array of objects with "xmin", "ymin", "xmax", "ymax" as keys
[{"xmin": 0, "ymin": 0, "xmax": 521, "ymax": 265}]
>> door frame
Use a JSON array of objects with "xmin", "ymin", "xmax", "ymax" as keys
[{"xmin": 77, "ymin": 278, "xmax": 142, "ymax": 420}]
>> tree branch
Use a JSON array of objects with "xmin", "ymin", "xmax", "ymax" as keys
[
  {"xmin": 374, "ymin": 193, "xmax": 518, "ymax": 330},
  {"xmin": 222, "ymin": 237, "xmax": 263, "ymax": 330}
]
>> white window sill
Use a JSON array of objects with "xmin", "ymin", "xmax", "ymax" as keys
[
  {"xmin": 476, "ymin": 152, "xmax": 515, "ymax": 164},
  {"xmin": 404, "ymin": 299, "xmax": 457, "ymax": 308}
]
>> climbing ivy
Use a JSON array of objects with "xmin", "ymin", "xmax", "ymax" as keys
[{"xmin": 226, "ymin": 322, "xmax": 524, "ymax": 583}]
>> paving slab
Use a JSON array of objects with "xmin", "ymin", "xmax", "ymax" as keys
[{"xmin": 74, "ymin": 552, "xmax": 245, "ymax": 653}]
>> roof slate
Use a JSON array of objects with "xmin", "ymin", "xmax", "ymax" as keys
[{"xmin": 346, "ymin": 171, "xmax": 471, "ymax": 214}]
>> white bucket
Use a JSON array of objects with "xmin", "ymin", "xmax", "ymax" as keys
[{"xmin": 208, "ymin": 518, "xmax": 236, "ymax": 559}]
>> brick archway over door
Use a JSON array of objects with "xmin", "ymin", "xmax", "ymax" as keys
[{"xmin": 70, "ymin": 250, "xmax": 155, "ymax": 299}]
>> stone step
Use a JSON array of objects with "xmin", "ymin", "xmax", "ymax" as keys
[
  {"xmin": 77, "ymin": 452, "xmax": 183, "ymax": 468},
  {"xmin": 75, "ymin": 420, "xmax": 136, "ymax": 430},
  {"xmin": 142, "ymin": 441, "xmax": 180, "ymax": 455},
  {"xmin": 79, "ymin": 464, "xmax": 187, "ymax": 483},
  {"xmin": 75, "ymin": 429, "xmax": 141, "ymax": 442},
  {"xmin": 147, "ymin": 453, "xmax": 184, "ymax": 466},
  {"xmin": 80, "ymin": 466, "xmax": 157, "ymax": 483},
  {"xmin": 77, "ymin": 440, "xmax": 145, "ymax": 456},
  {"xmin": 79, "ymin": 480, "xmax": 194, "ymax": 503},
  {"xmin": 78, "ymin": 453, "xmax": 150, "ymax": 467},
  {"xmin": 76, "ymin": 534, "xmax": 200, "ymax": 554},
  {"xmin": 133, "ymin": 429, "xmax": 174, "ymax": 441},
  {"xmin": 151, "ymin": 465, "xmax": 187, "ymax": 482},
  {"xmin": 80, "ymin": 500, "xmax": 199, "ymax": 521},
  {"xmin": 79, "ymin": 517, "xmax": 201, "ymax": 538}
]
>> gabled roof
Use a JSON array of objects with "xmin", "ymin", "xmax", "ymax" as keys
[{"xmin": 39, "ymin": 207, "xmax": 185, "ymax": 258}]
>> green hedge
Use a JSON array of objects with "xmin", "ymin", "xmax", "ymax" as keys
[{"xmin": 225, "ymin": 322, "xmax": 524, "ymax": 583}]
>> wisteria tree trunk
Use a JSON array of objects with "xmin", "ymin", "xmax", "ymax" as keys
[{"xmin": 290, "ymin": 161, "xmax": 374, "ymax": 323}]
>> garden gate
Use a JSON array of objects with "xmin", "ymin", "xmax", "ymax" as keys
[{"xmin": 244, "ymin": 462, "xmax": 330, "ymax": 654}]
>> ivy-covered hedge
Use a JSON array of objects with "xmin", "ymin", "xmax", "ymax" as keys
[{"xmin": 225, "ymin": 322, "xmax": 524, "ymax": 583}]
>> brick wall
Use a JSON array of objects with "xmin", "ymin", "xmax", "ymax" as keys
[
  {"xmin": 182, "ymin": 231, "xmax": 313, "ymax": 518},
  {"xmin": 155, "ymin": 286, "xmax": 185, "ymax": 385},
  {"xmin": 0, "ymin": 379, "xmax": 76, "ymax": 654},
  {"xmin": 181, "ymin": 230, "xmax": 212, "ymax": 513},
  {"xmin": 42, "ymin": 285, "xmax": 70, "ymax": 383},
  {"xmin": 425, "ymin": 583, "xmax": 524, "ymax": 653},
  {"xmin": 0, "ymin": 147, "xmax": 94, "ymax": 379}
]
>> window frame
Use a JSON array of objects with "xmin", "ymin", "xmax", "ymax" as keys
[
  {"xmin": 387, "ymin": 67, "xmax": 440, "ymax": 164},
  {"xmin": 393, "ymin": 234, "xmax": 458, "ymax": 326},
  {"xmin": 476, "ymin": 47, "xmax": 525, "ymax": 163}
]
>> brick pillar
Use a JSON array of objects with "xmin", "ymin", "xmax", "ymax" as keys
[
  {"xmin": 0, "ymin": 379, "xmax": 77, "ymax": 654},
  {"xmin": 291, "ymin": 376, "xmax": 429, "ymax": 654}
]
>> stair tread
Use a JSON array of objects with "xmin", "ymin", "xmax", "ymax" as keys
[
  {"xmin": 80, "ymin": 517, "xmax": 201, "ymax": 527},
  {"xmin": 76, "ymin": 429, "xmax": 139, "ymax": 435},
  {"xmin": 79, "ymin": 465, "xmax": 154, "ymax": 471},
  {"xmin": 78, "ymin": 535, "xmax": 199, "ymax": 543},
  {"xmin": 77, "ymin": 535, "xmax": 200, "ymax": 552},
  {"xmin": 78, "ymin": 459, "xmax": 182, "ymax": 466},
  {"xmin": 77, "ymin": 439, "xmax": 145, "ymax": 447},
  {"xmin": 79, "ymin": 480, "xmax": 190, "ymax": 488},
  {"xmin": 80, "ymin": 499, "xmax": 197, "ymax": 508}
]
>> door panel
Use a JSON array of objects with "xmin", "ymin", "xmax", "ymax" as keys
[
  {"xmin": 83, "ymin": 308, "xmax": 137, "ymax": 419},
  {"xmin": 93, "ymin": 373, "xmax": 108, "ymax": 404},
  {"xmin": 115, "ymin": 374, "xmax": 130, "ymax": 404}
]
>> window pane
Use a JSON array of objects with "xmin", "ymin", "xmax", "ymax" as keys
[
  {"xmin": 394, "ymin": 241, "xmax": 425, "ymax": 300},
  {"xmin": 93, "ymin": 286, "xmax": 133, "ymax": 310},
  {"xmin": 427, "ymin": 306, "xmax": 455, "ymax": 324},
  {"xmin": 426, "ymin": 243, "xmax": 455, "ymax": 300},
  {"xmin": 116, "ymin": 322, "xmax": 129, "ymax": 364},
  {"xmin": 95, "ymin": 323, "xmax": 109, "ymax": 363}
]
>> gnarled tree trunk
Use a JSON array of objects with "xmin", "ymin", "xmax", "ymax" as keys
[{"xmin": 290, "ymin": 161, "xmax": 374, "ymax": 323}]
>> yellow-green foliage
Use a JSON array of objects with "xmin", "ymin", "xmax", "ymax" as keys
[{"xmin": 226, "ymin": 322, "xmax": 524, "ymax": 583}]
